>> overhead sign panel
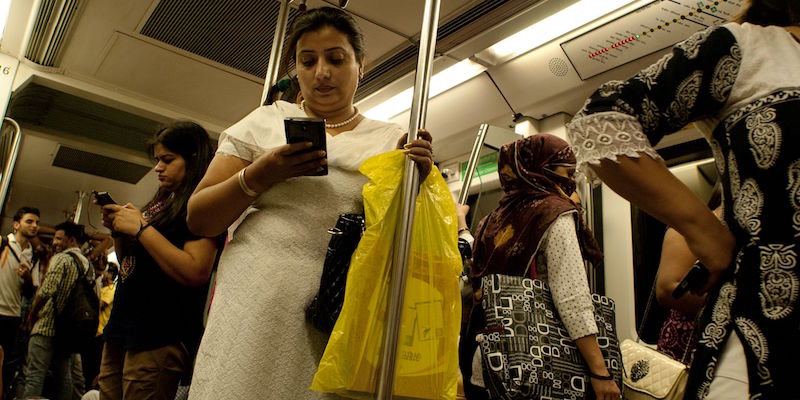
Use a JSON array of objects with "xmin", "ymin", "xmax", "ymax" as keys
[{"xmin": 561, "ymin": 0, "xmax": 746, "ymax": 80}]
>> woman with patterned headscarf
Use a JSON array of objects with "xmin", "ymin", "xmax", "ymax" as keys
[{"xmin": 459, "ymin": 133, "xmax": 619, "ymax": 400}]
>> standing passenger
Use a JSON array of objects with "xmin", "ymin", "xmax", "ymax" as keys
[
  {"xmin": 23, "ymin": 221, "xmax": 90, "ymax": 400},
  {"xmin": 0, "ymin": 207, "xmax": 38, "ymax": 396},
  {"xmin": 186, "ymin": 7, "xmax": 433, "ymax": 399},
  {"xmin": 97, "ymin": 122, "xmax": 220, "ymax": 400},
  {"xmin": 458, "ymin": 134, "xmax": 619, "ymax": 400},
  {"xmin": 566, "ymin": 0, "xmax": 800, "ymax": 397}
]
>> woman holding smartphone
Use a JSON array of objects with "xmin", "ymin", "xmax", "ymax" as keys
[
  {"xmin": 185, "ymin": 7, "xmax": 432, "ymax": 400},
  {"xmin": 96, "ymin": 121, "xmax": 220, "ymax": 400}
]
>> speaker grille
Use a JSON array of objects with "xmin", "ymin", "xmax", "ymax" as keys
[{"xmin": 548, "ymin": 57, "xmax": 569, "ymax": 77}]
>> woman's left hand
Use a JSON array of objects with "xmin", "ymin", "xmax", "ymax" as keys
[
  {"xmin": 397, "ymin": 129, "xmax": 433, "ymax": 179},
  {"xmin": 102, "ymin": 204, "xmax": 147, "ymax": 236}
]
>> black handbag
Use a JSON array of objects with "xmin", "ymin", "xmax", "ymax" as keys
[
  {"xmin": 305, "ymin": 213, "xmax": 365, "ymax": 334},
  {"xmin": 478, "ymin": 273, "xmax": 623, "ymax": 400}
]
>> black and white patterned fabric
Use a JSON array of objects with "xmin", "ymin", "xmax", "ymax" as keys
[
  {"xmin": 567, "ymin": 23, "xmax": 800, "ymax": 398},
  {"xmin": 478, "ymin": 274, "xmax": 622, "ymax": 399}
]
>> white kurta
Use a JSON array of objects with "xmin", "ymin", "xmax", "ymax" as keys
[{"xmin": 189, "ymin": 101, "xmax": 400, "ymax": 399}]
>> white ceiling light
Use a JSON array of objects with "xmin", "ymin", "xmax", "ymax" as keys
[
  {"xmin": 476, "ymin": 0, "xmax": 639, "ymax": 65},
  {"xmin": 0, "ymin": 0, "xmax": 11, "ymax": 40},
  {"xmin": 363, "ymin": 59, "xmax": 486, "ymax": 121},
  {"xmin": 361, "ymin": 0, "xmax": 639, "ymax": 121}
]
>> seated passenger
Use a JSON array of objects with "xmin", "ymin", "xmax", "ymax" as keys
[{"xmin": 458, "ymin": 133, "xmax": 619, "ymax": 400}]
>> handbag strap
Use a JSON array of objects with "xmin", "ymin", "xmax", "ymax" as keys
[{"xmin": 637, "ymin": 270, "xmax": 659, "ymax": 339}]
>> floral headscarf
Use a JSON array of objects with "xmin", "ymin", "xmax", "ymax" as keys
[{"xmin": 471, "ymin": 133, "xmax": 603, "ymax": 283}]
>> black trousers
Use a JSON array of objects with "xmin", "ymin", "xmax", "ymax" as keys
[{"xmin": 0, "ymin": 314, "xmax": 21, "ymax": 393}]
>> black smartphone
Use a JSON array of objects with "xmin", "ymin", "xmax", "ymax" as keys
[
  {"xmin": 92, "ymin": 191, "xmax": 116, "ymax": 206},
  {"xmin": 284, "ymin": 117, "xmax": 327, "ymax": 176},
  {"xmin": 672, "ymin": 262, "xmax": 710, "ymax": 299}
]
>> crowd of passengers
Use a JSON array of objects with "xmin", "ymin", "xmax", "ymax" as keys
[{"xmin": 0, "ymin": 1, "xmax": 798, "ymax": 398}]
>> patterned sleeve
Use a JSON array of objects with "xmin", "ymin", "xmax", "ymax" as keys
[
  {"xmin": 543, "ymin": 213, "xmax": 598, "ymax": 340},
  {"xmin": 38, "ymin": 254, "xmax": 66, "ymax": 299},
  {"xmin": 567, "ymin": 26, "xmax": 741, "ymax": 176}
]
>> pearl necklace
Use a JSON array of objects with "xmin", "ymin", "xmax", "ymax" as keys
[{"xmin": 300, "ymin": 100, "xmax": 359, "ymax": 129}]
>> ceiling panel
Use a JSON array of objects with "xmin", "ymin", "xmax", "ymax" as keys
[
  {"xmin": 338, "ymin": 0, "xmax": 481, "ymax": 37},
  {"xmin": 94, "ymin": 33, "xmax": 263, "ymax": 128}
]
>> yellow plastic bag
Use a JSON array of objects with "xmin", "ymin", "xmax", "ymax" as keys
[{"xmin": 311, "ymin": 150, "xmax": 462, "ymax": 399}]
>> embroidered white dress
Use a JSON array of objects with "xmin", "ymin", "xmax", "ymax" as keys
[{"xmin": 189, "ymin": 101, "xmax": 400, "ymax": 400}]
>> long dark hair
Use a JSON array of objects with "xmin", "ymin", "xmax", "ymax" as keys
[
  {"xmin": 736, "ymin": 0, "xmax": 800, "ymax": 26},
  {"xmin": 282, "ymin": 7, "xmax": 365, "ymax": 70},
  {"xmin": 145, "ymin": 121, "xmax": 214, "ymax": 231}
]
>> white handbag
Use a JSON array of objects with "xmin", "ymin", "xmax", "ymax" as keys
[{"xmin": 621, "ymin": 339, "xmax": 688, "ymax": 400}]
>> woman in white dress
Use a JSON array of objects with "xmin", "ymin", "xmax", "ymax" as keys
[{"xmin": 185, "ymin": 7, "xmax": 433, "ymax": 399}]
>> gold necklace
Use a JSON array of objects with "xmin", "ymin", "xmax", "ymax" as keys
[{"xmin": 300, "ymin": 100, "xmax": 359, "ymax": 129}]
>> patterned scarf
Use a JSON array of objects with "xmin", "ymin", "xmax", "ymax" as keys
[
  {"xmin": 471, "ymin": 134, "xmax": 603, "ymax": 283},
  {"xmin": 119, "ymin": 199, "xmax": 165, "ymax": 281}
]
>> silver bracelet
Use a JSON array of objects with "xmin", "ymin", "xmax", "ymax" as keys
[{"xmin": 237, "ymin": 168, "xmax": 259, "ymax": 197}]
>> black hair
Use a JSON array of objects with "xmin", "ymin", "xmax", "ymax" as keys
[
  {"xmin": 280, "ymin": 76, "xmax": 302, "ymax": 103},
  {"xmin": 55, "ymin": 221, "xmax": 86, "ymax": 244},
  {"xmin": 737, "ymin": 0, "xmax": 800, "ymax": 26},
  {"xmin": 106, "ymin": 262, "xmax": 119, "ymax": 280},
  {"xmin": 13, "ymin": 206, "xmax": 40, "ymax": 222},
  {"xmin": 145, "ymin": 121, "xmax": 214, "ymax": 231},
  {"xmin": 286, "ymin": 7, "xmax": 365, "ymax": 65},
  {"xmin": 264, "ymin": 76, "xmax": 302, "ymax": 106}
]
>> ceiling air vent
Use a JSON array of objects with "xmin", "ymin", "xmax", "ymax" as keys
[
  {"xmin": 140, "ymin": 0, "xmax": 299, "ymax": 79},
  {"xmin": 52, "ymin": 145, "xmax": 152, "ymax": 184},
  {"xmin": 25, "ymin": 0, "xmax": 83, "ymax": 67},
  {"xmin": 355, "ymin": 0, "xmax": 543, "ymax": 102}
]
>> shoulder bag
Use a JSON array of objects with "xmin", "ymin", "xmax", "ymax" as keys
[
  {"xmin": 620, "ymin": 269, "xmax": 695, "ymax": 400},
  {"xmin": 478, "ymin": 273, "xmax": 623, "ymax": 400},
  {"xmin": 305, "ymin": 213, "xmax": 365, "ymax": 334}
]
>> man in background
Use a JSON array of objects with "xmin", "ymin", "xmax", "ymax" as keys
[{"xmin": 0, "ymin": 206, "xmax": 39, "ymax": 395}]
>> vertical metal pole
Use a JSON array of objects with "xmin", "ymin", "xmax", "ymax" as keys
[
  {"xmin": 260, "ymin": 0, "xmax": 290, "ymax": 106},
  {"xmin": 0, "ymin": 118, "xmax": 22, "ymax": 214},
  {"xmin": 376, "ymin": 0, "xmax": 441, "ymax": 397},
  {"xmin": 457, "ymin": 124, "xmax": 489, "ymax": 205},
  {"xmin": 73, "ymin": 191, "xmax": 86, "ymax": 224}
]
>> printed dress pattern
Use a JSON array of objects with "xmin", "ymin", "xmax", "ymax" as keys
[{"xmin": 567, "ymin": 24, "xmax": 800, "ymax": 398}]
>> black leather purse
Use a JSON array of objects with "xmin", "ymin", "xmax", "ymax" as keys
[{"xmin": 305, "ymin": 213, "xmax": 365, "ymax": 334}]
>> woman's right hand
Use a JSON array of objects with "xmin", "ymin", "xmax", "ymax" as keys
[
  {"xmin": 684, "ymin": 219, "xmax": 735, "ymax": 295},
  {"xmin": 245, "ymin": 142, "xmax": 328, "ymax": 192},
  {"xmin": 590, "ymin": 377, "xmax": 621, "ymax": 400}
]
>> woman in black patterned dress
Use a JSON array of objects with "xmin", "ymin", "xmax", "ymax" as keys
[{"xmin": 567, "ymin": 1, "xmax": 800, "ymax": 398}]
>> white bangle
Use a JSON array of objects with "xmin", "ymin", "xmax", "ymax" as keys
[{"xmin": 237, "ymin": 168, "xmax": 259, "ymax": 197}]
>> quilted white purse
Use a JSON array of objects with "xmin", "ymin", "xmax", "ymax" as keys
[{"xmin": 621, "ymin": 339, "xmax": 688, "ymax": 400}]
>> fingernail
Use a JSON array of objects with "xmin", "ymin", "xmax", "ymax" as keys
[
  {"xmin": 403, "ymin": 144, "xmax": 411, "ymax": 149},
  {"xmin": 402, "ymin": 149, "xmax": 410, "ymax": 154}
]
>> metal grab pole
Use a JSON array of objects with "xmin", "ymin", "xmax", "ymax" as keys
[
  {"xmin": 0, "ymin": 118, "xmax": 22, "ymax": 213},
  {"xmin": 457, "ymin": 124, "xmax": 489, "ymax": 205},
  {"xmin": 259, "ymin": 0, "xmax": 290, "ymax": 106},
  {"xmin": 375, "ymin": 0, "xmax": 441, "ymax": 397}
]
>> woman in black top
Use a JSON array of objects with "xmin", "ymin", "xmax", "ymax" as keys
[{"xmin": 97, "ymin": 121, "xmax": 220, "ymax": 400}]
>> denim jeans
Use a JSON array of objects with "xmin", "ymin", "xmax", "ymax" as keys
[{"xmin": 23, "ymin": 334, "xmax": 73, "ymax": 400}]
